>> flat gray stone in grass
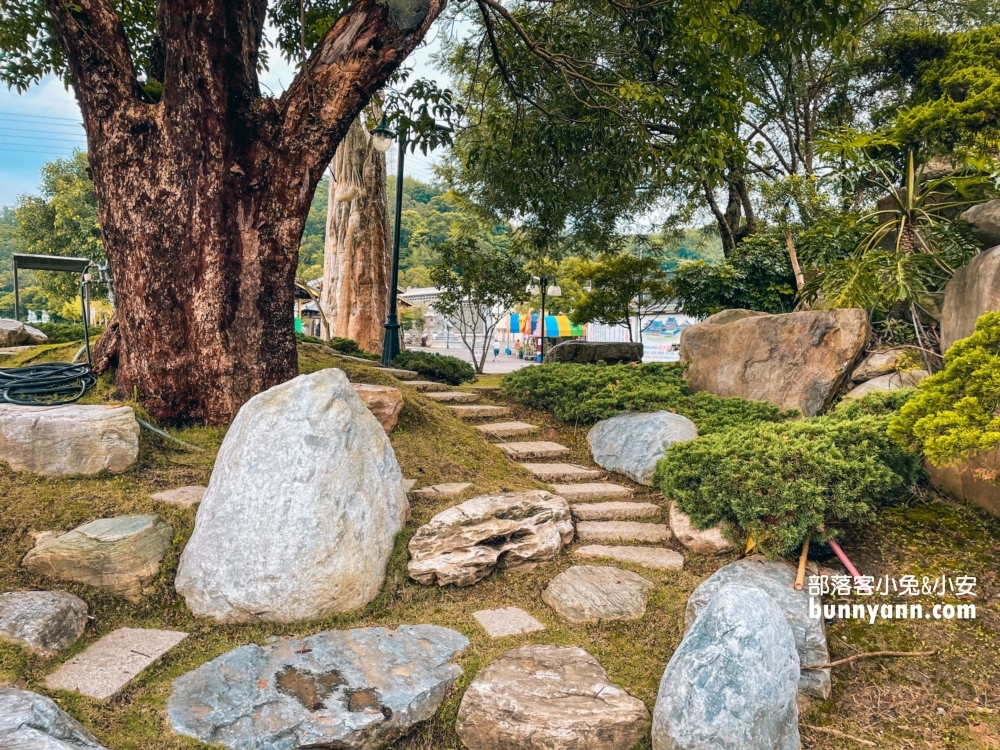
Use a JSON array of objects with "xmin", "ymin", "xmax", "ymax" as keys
[
  {"xmin": 575, "ymin": 520, "xmax": 671, "ymax": 544},
  {"xmin": 45, "ymin": 627, "xmax": 188, "ymax": 700},
  {"xmin": 0, "ymin": 591, "xmax": 88, "ymax": 655},
  {"xmin": 151, "ymin": 485, "xmax": 206, "ymax": 508},
  {"xmin": 0, "ymin": 687, "xmax": 109, "ymax": 749},
  {"xmin": 412, "ymin": 482, "xmax": 473, "ymax": 498},
  {"xmin": 542, "ymin": 565, "xmax": 653, "ymax": 623},
  {"xmin": 473, "ymin": 607, "xmax": 546, "ymax": 638},
  {"xmin": 574, "ymin": 545, "xmax": 684, "ymax": 571}
]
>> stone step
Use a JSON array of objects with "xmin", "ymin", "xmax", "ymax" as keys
[
  {"xmin": 425, "ymin": 391, "xmax": 481, "ymax": 403},
  {"xmin": 473, "ymin": 607, "xmax": 546, "ymax": 638},
  {"xmin": 571, "ymin": 502, "xmax": 660, "ymax": 522},
  {"xmin": 476, "ymin": 421, "xmax": 540, "ymax": 438},
  {"xmin": 497, "ymin": 441, "xmax": 570, "ymax": 460},
  {"xmin": 552, "ymin": 483, "xmax": 633, "ymax": 501},
  {"xmin": 412, "ymin": 482, "xmax": 473, "ymax": 498},
  {"xmin": 408, "ymin": 381, "xmax": 451, "ymax": 392},
  {"xmin": 575, "ymin": 521, "xmax": 671, "ymax": 545},
  {"xmin": 447, "ymin": 405, "xmax": 511, "ymax": 419},
  {"xmin": 382, "ymin": 367, "xmax": 420, "ymax": 381},
  {"xmin": 573, "ymin": 545, "xmax": 684, "ymax": 571},
  {"xmin": 521, "ymin": 463, "xmax": 601, "ymax": 482}
]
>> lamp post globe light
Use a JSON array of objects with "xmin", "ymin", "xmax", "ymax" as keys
[{"xmin": 527, "ymin": 275, "xmax": 561, "ymax": 360}]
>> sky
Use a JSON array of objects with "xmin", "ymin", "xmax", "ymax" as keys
[{"xmin": 0, "ymin": 23, "xmax": 451, "ymax": 207}]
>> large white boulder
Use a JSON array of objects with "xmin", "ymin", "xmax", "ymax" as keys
[
  {"xmin": 175, "ymin": 369, "xmax": 408, "ymax": 623},
  {"xmin": 587, "ymin": 411, "xmax": 698, "ymax": 485},
  {"xmin": 0, "ymin": 404, "xmax": 139, "ymax": 476}
]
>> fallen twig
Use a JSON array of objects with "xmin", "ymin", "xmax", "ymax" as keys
[
  {"xmin": 803, "ymin": 724, "xmax": 877, "ymax": 747},
  {"xmin": 802, "ymin": 650, "xmax": 935, "ymax": 670}
]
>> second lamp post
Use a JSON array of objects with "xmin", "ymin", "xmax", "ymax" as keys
[
  {"xmin": 527, "ymin": 275, "xmax": 561, "ymax": 360},
  {"xmin": 370, "ymin": 114, "xmax": 405, "ymax": 366}
]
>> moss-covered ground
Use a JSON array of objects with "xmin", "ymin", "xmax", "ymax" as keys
[{"xmin": 1, "ymin": 344, "xmax": 998, "ymax": 748}]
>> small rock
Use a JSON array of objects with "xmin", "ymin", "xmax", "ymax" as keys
[
  {"xmin": 350, "ymin": 383, "xmax": 404, "ymax": 432},
  {"xmin": 0, "ymin": 404, "xmax": 140, "ymax": 477},
  {"xmin": 0, "ymin": 687, "xmax": 109, "ymax": 749},
  {"xmin": 959, "ymin": 199, "xmax": 1000, "ymax": 248},
  {"xmin": 652, "ymin": 584, "xmax": 800, "ymax": 750},
  {"xmin": 573, "ymin": 545, "xmax": 684, "ymax": 571},
  {"xmin": 851, "ymin": 348, "xmax": 911, "ymax": 381},
  {"xmin": 412, "ymin": 482, "xmax": 473, "ymax": 498},
  {"xmin": 22, "ymin": 324, "xmax": 48, "ymax": 345},
  {"xmin": 473, "ymin": 607, "xmax": 546, "ymax": 638},
  {"xmin": 0, "ymin": 591, "xmax": 88, "ymax": 654},
  {"xmin": 575, "ymin": 521, "xmax": 671, "ymax": 544},
  {"xmin": 151, "ymin": 485, "xmax": 206, "ymax": 508},
  {"xmin": 844, "ymin": 370, "xmax": 928, "ymax": 399},
  {"xmin": 542, "ymin": 565, "xmax": 652, "ymax": 622},
  {"xmin": 408, "ymin": 491, "xmax": 573, "ymax": 587},
  {"xmin": 456, "ymin": 644, "xmax": 649, "ymax": 750},
  {"xmin": 668, "ymin": 503, "xmax": 734, "ymax": 555},
  {"xmin": 168, "ymin": 624, "xmax": 468, "ymax": 750},
  {"xmin": 587, "ymin": 411, "xmax": 698, "ymax": 485},
  {"xmin": 402, "ymin": 478, "xmax": 417, "ymax": 492},
  {"xmin": 23, "ymin": 515, "xmax": 173, "ymax": 601}
]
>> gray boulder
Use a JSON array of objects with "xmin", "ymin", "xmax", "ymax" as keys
[
  {"xmin": 844, "ymin": 370, "xmax": 928, "ymax": 399},
  {"xmin": 543, "ymin": 340, "xmax": 643, "ymax": 365},
  {"xmin": 959, "ymin": 200, "xmax": 1000, "ymax": 248},
  {"xmin": 175, "ymin": 369, "xmax": 408, "ymax": 622},
  {"xmin": 652, "ymin": 584, "xmax": 800, "ymax": 750},
  {"xmin": 542, "ymin": 565, "xmax": 653, "ymax": 623},
  {"xmin": 940, "ymin": 246, "xmax": 1000, "ymax": 352},
  {"xmin": 702, "ymin": 309, "xmax": 766, "ymax": 326},
  {"xmin": 456, "ymin": 644, "xmax": 650, "ymax": 750},
  {"xmin": 23, "ymin": 324, "xmax": 48, "ymax": 345},
  {"xmin": 587, "ymin": 411, "xmax": 698, "ymax": 485},
  {"xmin": 0, "ymin": 687, "xmax": 109, "ymax": 749},
  {"xmin": 685, "ymin": 556, "xmax": 830, "ymax": 698},
  {"xmin": 0, "ymin": 591, "xmax": 88, "ymax": 654},
  {"xmin": 680, "ymin": 308, "xmax": 870, "ymax": 416},
  {"xmin": 168, "ymin": 624, "xmax": 468, "ymax": 750},
  {"xmin": 0, "ymin": 319, "xmax": 28, "ymax": 347}
]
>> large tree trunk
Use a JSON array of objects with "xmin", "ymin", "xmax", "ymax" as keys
[
  {"xmin": 320, "ymin": 115, "xmax": 391, "ymax": 353},
  {"xmin": 45, "ymin": 0, "xmax": 443, "ymax": 424}
]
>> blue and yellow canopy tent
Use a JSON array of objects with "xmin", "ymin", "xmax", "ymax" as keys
[{"xmin": 509, "ymin": 313, "xmax": 585, "ymax": 338}]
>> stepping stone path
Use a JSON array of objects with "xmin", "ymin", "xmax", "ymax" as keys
[
  {"xmin": 151, "ymin": 485, "xmax": 206, "ymax": 508},
  {"xmin": 521, "ymin": 463, "xmax": 600, "ymax": 482},
  {"xmin": 574, "ymin": 545, "xmax": 684, "ymax": 571},
  {"xmin": 168, "ymin": 625, "xmax": 468, "ymax": 750},
  {"xmin": 0, "ymin": 687, "xmax": 110, "ymax": 749},
  {"xmin": 0, "ymin": 591, "xmax": 88, "ymax": 654},
  {"xmin": 45, "ymin": 627, "xmax": 188, "ymax": 700},
  {"xmin": 571, "ymin": 501, "xmax": 659, "ymax": 521},
  {"xmin": 476, "ymin": 421, "xmax": 540, "ymax": 438},
  {"xmin": 576, "ymin": 520, "xmax": 671, "ymax": 544},
  {"xmin": 382, "ymin": 367, "xmax": 419, "ymax": 380},
  {"xmin": 456, "ymin": 644, "xmax": 649, "ymax": 750},
  {"xmin": 551, "ymin": 482, "xmax": 633, "ymax": 501},
  {"xmin": 473, "ymin": 607, "xmax": 546, "ymax": 638},
  {"xmin": 408, "ymin": 380, "xmax": 450, "ymax": 392},
  {"xmin": 496, "ymin": 441, "xmax": 569, "ymax": 459},
  {"xmin": 448, "ymin": 404, "xmax": 510, "ymax": 419},
  {"xmin": 425, "ymin": 391, "xmax": 481, "ymax": 403},
  {"xmin": 412, "ymin": 482, "xmax": 473, "ymax": 498},
  {"xmin": 543, "ymin": 565, "xmax": 653, "ymax": 623}
]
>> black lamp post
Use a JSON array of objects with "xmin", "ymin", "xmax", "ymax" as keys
[
  {"xmin": 370, "ymin": 114, "xmax": 405, "ymax": 366},
  {"xmin": 527, "ymin": 275, "xmax": 561, "ymax": 360}
]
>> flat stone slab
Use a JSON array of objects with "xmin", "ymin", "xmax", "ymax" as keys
[
  {"xmin": 351, "ymin": 383, "xmax": 404, "ymax": 432},
  {"xmin": 0, "ymin": 591, "xmax": 88, "ymax": 654},
  {"xmin": 382, "ymin": 367, "xmax": 419, "ymax": 380},
  {"xmin": 574, "ymin": 545, "xmax": 684, "ymax": 571},
  {"xmin": 151, "ymin": 485, "xmax": 206, "ymax": 508},
  {"xmin": 45, "ymin": 627, "xmax": 188, "ymax": 700},
  {"xmin": 0, "ymin": 687, "xmax": 109, "ymax": 749},
  {"xmin": 571, "ymin": 502, "xmax": 659, "ymax": 521},
  {"xmin": 412, "ymin": 482, "xmax": 473, "ymax": 498},
  {"xmin": 448, "ymin": 404, "xmax": 511, "ymax": 419},
  {"xmin": 408, "ymin": 381, "xmax": 450, "ymax": 392},
  {"xmin": 424, "ymin": 391, "xmax": 480, "ymax": 403},
  {"xmin": 552, "ymin": 482, "xmax": 633, "ymax": 501},
  {"xmin": 575, "ymin": 521, "xmax": 671, "ymax": 544},
  {"xmin": 168, "ymin": 625, "xmax": 468, "ymax": 750},
  {"xmin": 473, "ymin": 607, "xmax": 546, "ymax": 638},
  {"xmin": 521, "ymin": 463, "xmax": 601, "ymax": 482},
  {"xmin": 542, "ymin": 565, "xmax": 653, "ymax": 622},
  {"xmin": 476, "ymin": 421, "xmax": 540, "ymax": 438},
  {"xmin": 497, "ymin": 441, "xmax": 569, "ymax": 459}
]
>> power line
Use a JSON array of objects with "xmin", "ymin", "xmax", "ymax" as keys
[
  {"xmin": 0, "ymin": 110, "xmax": 81, "ymax": 123},
  {"xmin": 0, "ymin": 134, "xmax": 86, "ymax": 145},
  {"xmin": 0, "ymin": 126, "xmax": 86, "ymax": 138}
]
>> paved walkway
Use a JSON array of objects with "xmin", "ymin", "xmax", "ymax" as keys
[{"xmin": 410, "ymin": 344, "xmax": 536, "ymax": 374}]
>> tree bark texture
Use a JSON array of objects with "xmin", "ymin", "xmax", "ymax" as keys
[
  {"xmin": 320, "ymin": 115, "xmax": 391, "ymax": 353},
  {"xmin": 44, "ymin": 0, "xmax": 444, "ymax": 424}
]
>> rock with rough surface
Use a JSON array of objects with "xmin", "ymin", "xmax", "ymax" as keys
[
  {"xmin": 652, "ymin": 584, "xmax": 800, "ymax": 750},
  {"xmin": 851, "ymin": 348, "xmax": 911, "ymax": 381},
  {"xmin": 926, "ymin": 452, "xmax": 1000, "ymax": 517},
  {"xmin": 668, "ymin": 503, "xmax": 733, "ymax": 555},
  {"xmin": 350, "ymin": 383, "xmax": 404, "ymax": 432},
  {"xmin": 940, "ymin": 246, "xmax": 1000, "ymax": 352},
  {"xmin": 0, "ymin": 591, "xmax": 88, "ymax": 655},
  {"xmin": 0, "ymin": 319, "xmax": 28, "ymax": 347},
  {"xmin": 959, "ymin": 200, "xmax": 1000, "ymax": 248},
  {"xmin": 456, "ymin": 645, "xmax": 649, "ymax": 750},
  {"xmin": 844, "ymin": 370, "xmax": 928, "ymax": 399},
  {"xmin": 23, "ymin": 515, "xmax": 173, "ymax": 601},
  {"xmin": 573, "ymin": 545, "xmax": 684, "ymax": 571},
  {"xmin": 680, "ymin": 309, "xmax": 870, "ymax": 416},
  {"xmin": 151, "ymin": 485, "xmax": 206, "ymax": 508},
  {"xmin": 542, "ymin": 565, "xmax": 652, "ymax": 622},
  {"xmin": 408, "ymin": 491, "xmax": 573, "ymax": 587},
  {"xmin": 23, "ymin": 324, "xmax": 48, "ymax": 345},
  {"xmin": 587, "ymin": 411, "xmax": 698, "ymax": 485},
  {"xmin": 0, "ymin": 404, "xmax": 140, "ymax": 476},
  {"xmin": 0, "ymin": 687, "xmax": 109, "ymax": 749},
  {"xmin": 702, "ymin": 308, "xmax": 767, "ymax": 326},
  {"xmin": 175, "ymin": 369, "xmax": 407, "ymax": 623},
  {"xmin": 685, "ymin": 557, "xmax": 830, "ymax": 698},
  {"xmin": 168, "ymin": 625, "xmax": 468, "ymax": 750},
  {"xmin": 543, "ymin": 340, "xmax": 644, "ymax": 365}
]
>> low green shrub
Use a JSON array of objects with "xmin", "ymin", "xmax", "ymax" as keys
[
  {"xmin": 295, "ymin": 333, "xmax": 380, "ymax": 360},
  {"xmin": 657, "ymin": 392, "xmax": 922, "ymax": 557},
  {"xmin": 391, "ymin": 350, "xmax": 475, "ymax": 385},
  {"xmin": 501, "ymin": 362, "xmax": 792, "ymax": 432},
  {"xmin": 32, "ymin": 322, "xmax": 104, "ymax": 343},
  {"xmin": 889, "ymin": 311, "xmax": 1000, "ymax": 467}
]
